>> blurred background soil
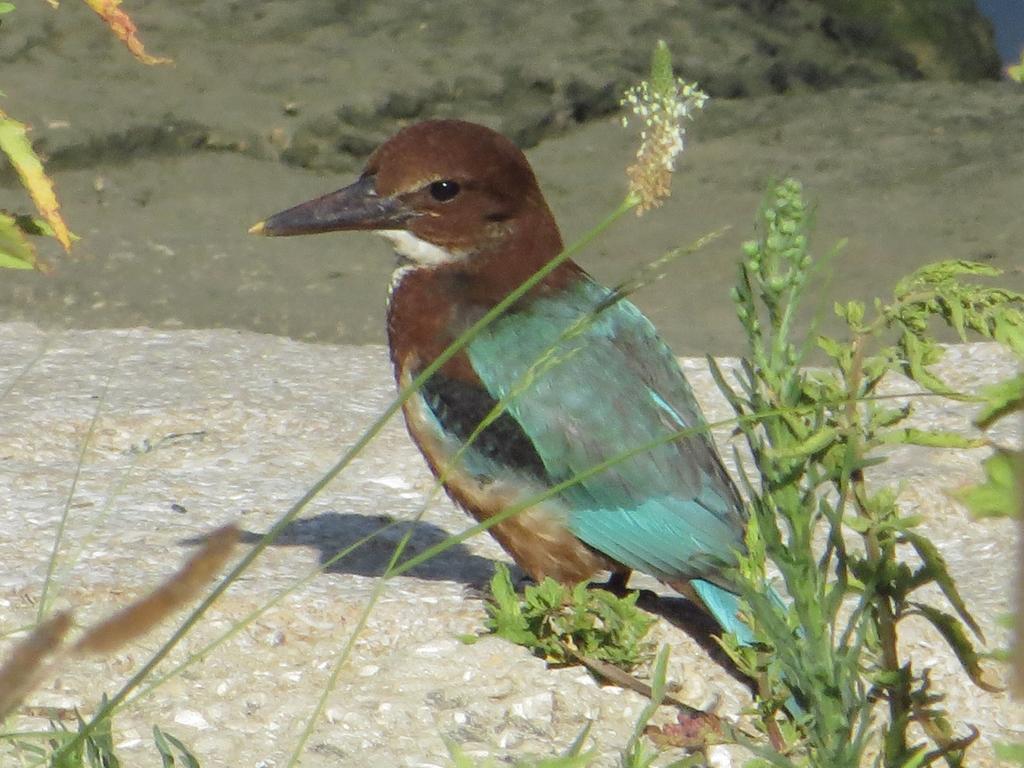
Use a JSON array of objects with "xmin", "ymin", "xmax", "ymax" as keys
[{"xmin": 1, "ymin": 0, "xmax": 1022, "ymax": 354}]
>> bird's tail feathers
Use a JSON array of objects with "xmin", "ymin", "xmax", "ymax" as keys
[
  {"xmin": 689, "ymin": 578, "xmax": 756, "ymax": 646},
  {"xmin": 690, "ymin": 578, "xmax": 805, "ymax": 718}
]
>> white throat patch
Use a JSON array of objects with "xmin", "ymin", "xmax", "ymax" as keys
[
  {"xmin": 377, "ymin": 230, "xmax": 463, "ymax": 266},
  {"xmin": 381, "ymin": 230, "xmax": 467, "ymax": 303}
]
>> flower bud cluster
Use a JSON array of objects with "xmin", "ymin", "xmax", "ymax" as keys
[{"xmin": 621, "ymin": 76, "xmax": 707, "ymax": 212}]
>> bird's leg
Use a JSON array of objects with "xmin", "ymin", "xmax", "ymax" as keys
[
  {"xmin": 667, "ymin": 578, "xmax": 702, "ymax": 606},
  {"xmin": 595, "ymin": 568, "xmax": 633, "ymax": 596},
  {"xmin": 514, "ymin": 571, "xmax": 537, "ymax": 592}
]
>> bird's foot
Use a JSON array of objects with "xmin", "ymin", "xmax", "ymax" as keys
[{"xmin": 592, "ymin": 569, "xmax": 639, "ymax": 597}]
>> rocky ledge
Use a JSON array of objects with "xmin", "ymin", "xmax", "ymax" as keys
[{"xmin": 0, "ymin": 324, "xmax": 1019, "ymax": 766}]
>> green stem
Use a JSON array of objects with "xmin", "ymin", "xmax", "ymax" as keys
[
  {"xmin": 846, "ymin": 333, "xmax": 909, "ymax": 766},
  {"xmin": 38, "ymin": 374, "xmax": 111, "ymax": 620}
]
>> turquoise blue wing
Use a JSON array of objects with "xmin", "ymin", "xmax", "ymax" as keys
[{"xmin": 466, "ymin": 278, "xmax": 747, "ymax": 585}]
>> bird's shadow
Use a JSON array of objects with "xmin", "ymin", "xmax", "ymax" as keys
[
  {"xmin": 193, "ymin": 513, "xmax": 753, "ymax": 692},
  {"xmin": 231, "ymin": 511, "xmax": 500, "ymax": 585},
  {"xmin": 632, "ymin": 590, "xmax": 752, "ymax": 689}
]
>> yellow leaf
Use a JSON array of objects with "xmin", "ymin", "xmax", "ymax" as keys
[
  {"xmin": 0, "ymin": 213, "xmax": 41, "ymax": 271},
  {"xmin": 0, "ymin": 110, "xmax": 73, "ymax": 253},
  {"xmin": 81, "ymin": 0, "xmax": 172, "ymax": 65}
]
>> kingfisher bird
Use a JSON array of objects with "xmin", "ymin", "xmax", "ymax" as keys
[{"xmin": 251, "ymin": 119, "xmax": 754, "ymax": 643}]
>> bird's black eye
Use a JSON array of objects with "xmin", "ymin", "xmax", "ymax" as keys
[{"xmin": 428, "ymin": 180, "xmax": 461, "ymax": 202}]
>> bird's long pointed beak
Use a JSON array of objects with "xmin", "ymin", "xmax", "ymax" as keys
[{"xmin": 249, "ymin": 174, "xmax": 414, "ymax": 236}]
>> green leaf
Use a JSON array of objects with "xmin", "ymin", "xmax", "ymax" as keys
[
  {"xmin": 649, "ymin": 40, "xmax": 674, "ymax": 99},
  {"xmin": 890, "ymin": 259, "xmax": 1024, "ymax": 356},
  {"xmin": 948, "ymin": 295, "xmax": 967, "ymax": 340},
  {"xmin": 901, "ymin": 530, "xmax": 983, "ymax": 639},
  {"xmin": 0, "ymin": 212, "xmax": 37, "ymax": 270},
  {"xmin": 622, "ymin": 644, "xmax": 672, "ymax": 766},
  {"xmin": 878, "ymin": 428, "xmax": 984, "ymax": 449},
  {"xmin": 839, "ymin": 300, "xmax": 865, "ymax": 327},
  {"xmin": 152, "ymin": 726, "xmax": 201, "ymax": 768},
  {"xmin": 897, "ymin": 746, "xmax": 929, "ymax": 768},
  {"xmin": 0, "ymin": 252, "xmax": 34, "ymax": 270},
  {"xmin": 995, "ymin": 742, "xmax": 1024, "ymax": 764},
  {"xmin": 79, "ymin": 706, "xmax": 121, "ymax": 768},
  {"xmin": 561, "ymin": 720, "xmax": 594, "ymax": 759},
  {"xmin": 765, "ymin": 427, "xmax": 838, "ymax": 460},
  {"xmin": 0, "ymin": 3, "xmax": 15, "ymax": 13},
  {"xmin": 484, "ymin": 564, "xmax": 534, "ymax": 647},
  {"xmin": 706, "ymin": 353, "xmax": 746, "ymax": 415},
  {"xmin": 9, "ymin": 211, "xmax": 57, "ymax": 237},
  {"xmin": 910, "ymin": 603, "xmax": 1000, "ymax": 692},
  {"xmin": 528, "ymin": 577, "xmax": 567, "ymax": 612},
  {"xmin": 870, "ymin": 667, "xmax": 907, "ymax": 687},
  {"xmin": 649, "ymin": 643, "xmax": 669, "ymax": 705},
  {"xmin": 897, "ymin": 260, "xmax": 1003, "ymax": 292},
  {"xmin": 489, "ymin": 562, "xmax": 519, "ymax": 609},
  {"xmin": 993, "ymin": 312, "xmax": 1024, "ymax": 357},
  {"xmin": 975, "ymin": 373, "xmax": 1024, "ymax": 429},
  {"xmin": 154, "ymin": 726, "xmax": 175, "ymax": 768},
  {"xmin": 900, "ymin": 332, "xmax": 959, "ymax": 397},
  {"xmin": 954, "ymin": 449, "xmax": 1023, "ymax": 519},
  {"xmin": 869, "ymin": 404, "xmax": 911, "ymax": 430}
]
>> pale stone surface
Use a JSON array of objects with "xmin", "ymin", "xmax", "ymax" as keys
[{"xmin": 0, "ymin": 323, "xmax": 1019, "ymax": 766}]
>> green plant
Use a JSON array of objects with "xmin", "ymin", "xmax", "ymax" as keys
[
  {"xmin": 709, "ymin": 179, "xmax": 1021, "ymax": 767},
  {"xmin": 2, "ymin": 703, "xmax": 200, "ymax": 768},
  {"xmin": 483, "ymin": 563, "xmax": 655, "ymax": 669}
]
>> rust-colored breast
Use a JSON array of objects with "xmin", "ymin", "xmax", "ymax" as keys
[
  {"xmin": 381, "ymin": 200, "xmax": 616, "ymax": 585},
  {"xmin": 394, "ymin": 364, "xmax": 623, "ymax": 585}
]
